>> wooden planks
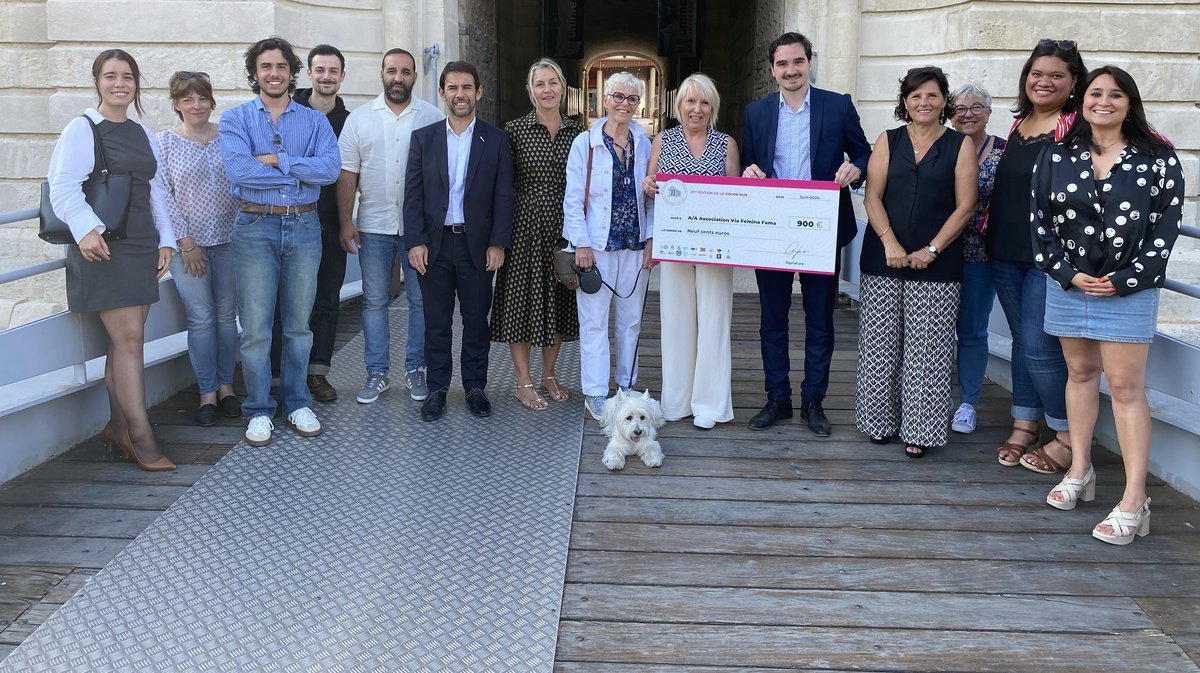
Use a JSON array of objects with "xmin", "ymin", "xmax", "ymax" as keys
[{"xmin": 557, "ymin": 293, "xmax": 1200, "ymax": 672}]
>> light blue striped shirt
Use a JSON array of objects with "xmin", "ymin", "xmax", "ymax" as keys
[
  {"xmin": 773, "ymin": 88, "xmax": 812, "ymax": 181},
  {"xmin": 218, "ymin": 96, "xmax": 340, "ymax": 206}
]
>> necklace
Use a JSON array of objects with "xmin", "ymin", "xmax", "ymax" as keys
[
  {"xmin": 1094, "ymin": 137, "xmax": 1125, "ymax": 155},
  {"xmin": 909, "ymin": 126, "xmax": 944, "ymax": 159}
]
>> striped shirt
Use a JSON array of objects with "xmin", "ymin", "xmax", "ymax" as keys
[{"xmin": 217, "ymin": 96, "xmax": 340, "ymax": 207}]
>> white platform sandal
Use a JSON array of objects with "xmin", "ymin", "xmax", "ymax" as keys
[
  {"xmin": 1046, "ymin": 466, "xmax": 1096, "ymax": 511},
  {"xmin": 1092, "ymin": 497, "xmax": 1151, "ymax": 545}
]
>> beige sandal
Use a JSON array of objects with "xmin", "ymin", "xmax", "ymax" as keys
[
  {"xmin": 997, "ymin": 426, "xmax": 1038, "ymax": 466},
  {"xmin": 514, "ymin": 383, "xmax": 548, "ymax": 410},
  {"xmin": 539, "ymin": 376, "xmax": 570, "ymax": 402}
]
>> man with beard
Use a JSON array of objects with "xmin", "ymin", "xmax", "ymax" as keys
[
  {"xmin": 219, "ymin": 36, "xmax": 340, "ymax": 447},
  {"xmin": 268, "ymin": 44, "xmax": 350, "ymax": 403},
  {"xmin": 404, "ymin": 61, "xmax": 513, "ymax": 421},
  {"xmin": 337, "ymin": 48, "xmax": 444, "ymax": 405}
]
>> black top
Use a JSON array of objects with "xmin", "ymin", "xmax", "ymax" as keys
[
  {"xmin": 1032, "ymin": 142, "xmax": 1185, "ymax": 296},
  {"xmin": 987, "ymin": 129, "xmax": 1053, "ymax": 262},
  {"xmin": 861, "ymin": 126, "xmax": 966, "ymax": 282},
  {"xmin": 293, "ymin": 88, "xmax": 349, "ymax": 224}
]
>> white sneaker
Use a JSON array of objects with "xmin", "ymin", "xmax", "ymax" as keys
[
  {"xmin": 693, "ymin": 416, "xmax": 716, "ymax": 429},
  {"xmin": 584, "ymin": 395, "xmax": 607, "ymax": 421},
  {"xmin": 287, "ymin": 407, "xmax": 322, "ymax": 437},
  {"xmin": 951, "ymin": 403, "xmax": 977, "ymax": 434},
  {"xmin": 245, "ymin": 415, "xmax": 274, "ymax": 447}
]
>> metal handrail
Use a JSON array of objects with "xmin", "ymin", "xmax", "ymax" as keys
[{"xmin": 0, "ymin": 207, "xmax": 37, "ymax": 227}]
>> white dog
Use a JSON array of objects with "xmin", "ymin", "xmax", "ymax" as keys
[{"xmin": 599, "ymin": 389, "xmax": 665, "ymax": 471}]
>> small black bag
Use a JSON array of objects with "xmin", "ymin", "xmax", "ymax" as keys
[{"xmin": 39, "ymin": 115, "xmax": 132, "ymax": 245}]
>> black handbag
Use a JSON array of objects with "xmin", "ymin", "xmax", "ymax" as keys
[{"xmin": 39, "ymin": 115, "xmax": 132, "ymax": 245}]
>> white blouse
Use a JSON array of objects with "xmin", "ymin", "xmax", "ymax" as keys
[
  {"xmin": 157, "ymin": 129, "xmax": 238, "ymax": 247},
  {"xmin": 46, "ymin": 108, "xmax": 175, "ymax": 247}
]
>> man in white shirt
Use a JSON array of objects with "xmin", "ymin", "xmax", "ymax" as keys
[{"xmin": 338, "ymin": 48, "xmax": 445, "ymax": 405}]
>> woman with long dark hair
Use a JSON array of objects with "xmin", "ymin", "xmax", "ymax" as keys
[
  {"xmin": 987, "ymin": 39, "xmax": 1087, "ymax": 473},
  {"xmin": 1033, "ymin": 66, "xmax": 1184, "ymax": 545},
  {"xmin": 47, "ymin": 49, "xmax": 176, "ymax": 470}
]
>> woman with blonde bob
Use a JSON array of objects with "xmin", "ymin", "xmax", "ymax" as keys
[
  {"xmin": 492, "ymin": 58, "xmax": 585, "ymax": 410},
  {"xmin": 643, "ymin": 73, "xmax": 740, "ymax": 428},
  {"xmin": 562, "ymin": 71, "xmax": 654, "ymax": 421}
]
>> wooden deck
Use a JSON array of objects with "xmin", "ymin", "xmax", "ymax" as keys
[{"xmin": 2, "ymin": 293, "xmax": 1199, "ymax": 671}]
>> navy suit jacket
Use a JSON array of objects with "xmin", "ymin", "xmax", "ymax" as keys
[
  {"xmin": 403, "ymin": 118, "xmax": 514, "ymax": 270},
  {"xmin": 741, "ymin": 88, "xmax": 871, "ymax": 248}
]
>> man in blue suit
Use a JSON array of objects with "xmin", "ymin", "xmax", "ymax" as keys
[
  {"xmin": 405, "ymin": 61, "xmax": 513, "ymax": 421},
  {"xmin": 742, "ymin": 32, "xmax": 871, "ymax": 434}
]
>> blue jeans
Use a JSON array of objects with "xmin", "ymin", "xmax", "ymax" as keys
[
  {"xmin": 990, "ymin": 259, "xmax": 1069, "ymax": 430},
  {"xmin": 233, "ymin": 210, "xmax": 322, "ymax": 418},
  {"xmin": 359, "ymin": 232, "xmax": 425, "ymax": 376},
  {"xmin": 171, "ymin": 243, "xmax": 238, "ymax": 394},
  {"xmin": 956, "ymin": 260, "xmax": 994, "ymax": 406}
]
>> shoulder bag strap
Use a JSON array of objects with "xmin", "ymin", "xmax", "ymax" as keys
[
  {"xmin": 583, "ymin": 145, "xmax": 594, "ymax": 216},
  {"xmin": 83, "ymin": 116, "xmax": 110, "ymax": 178}
]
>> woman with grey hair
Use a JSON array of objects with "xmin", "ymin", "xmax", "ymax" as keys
[
  {"xmin": 947, "ymin": 83, "xmax": 1006, "ymax": 436},
  {"xmin": 642, "ymin": 72, "xmax": 740, "ymax": 428},
  {"xmin": 492, "ymin": 58, "xmax": 585, "ymax": 410},
  {"xmin": 562, "ymin": 71, "xmax": 655, "ymax": 420}
]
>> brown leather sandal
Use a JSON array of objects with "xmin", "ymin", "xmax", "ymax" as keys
[
  {"xmin": 1020, "ymin": 436, "xmax": 1072, "ymax": 474},
  {"xmin": 997, "ymin": 426, "xmax": 1038, "ymax": 466}
]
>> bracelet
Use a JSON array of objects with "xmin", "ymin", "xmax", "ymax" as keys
[{"xmin": 179, "ymin": 245, "xmax": 197, "ymax": 253}]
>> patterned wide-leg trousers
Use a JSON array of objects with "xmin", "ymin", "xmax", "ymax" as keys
[{"xmin": 855, "ymin": 274, "xmax": 961, "ymax": 447}]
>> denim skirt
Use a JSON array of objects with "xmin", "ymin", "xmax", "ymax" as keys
[{"xmin": 1043, "ymin": 276, "xmax": 1159, "ymax": 344}]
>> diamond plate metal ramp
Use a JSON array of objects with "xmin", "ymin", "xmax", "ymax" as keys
[{"xmin": 1, "ymin": 308, "xmax": 584, "ymax": 672}]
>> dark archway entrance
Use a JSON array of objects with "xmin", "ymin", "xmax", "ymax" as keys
[{"xmin": 496, "ymin": 0, "xmax": 778, "ymax": 142}]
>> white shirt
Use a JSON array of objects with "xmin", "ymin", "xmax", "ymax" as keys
[
  {"xmin": 444, "ymin": 117, "xmax": 476, "ymax": 226},
  {"xmin": 773, "ymin": 87, "xmax": 812, "ymax": 181},
  {"xmin": 47, "ymin": 108, "xmax": 175, "ymax": 247},
  {"xmin": 339, "ymin": 94, "xmax": 444, "ymax": 236}
]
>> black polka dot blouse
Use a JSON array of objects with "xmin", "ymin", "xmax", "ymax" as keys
[{"xmin": 1031, "ymin": 142, "xmax": 1185, "ymax": 296}]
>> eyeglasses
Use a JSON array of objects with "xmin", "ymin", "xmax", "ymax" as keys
[
  {"xmin": 609, "ymin": 92, "xmax": 641, "ymax": 105},
  {"xmin": 175, "ymin": 71, "xmax": 210, "ymax": 81},
  {"xmin": 271, "ymin": 133, "xmax": 283, "ymax": 149},
  {"xmin": 952, "ymin": 103, "xmax": 989, "ymax": 117},
  {"xmin": 1038, "ymin": 39, "xmax": 1077, "ymax": 52}
]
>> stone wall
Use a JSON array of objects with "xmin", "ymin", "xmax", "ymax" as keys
[
  {"xmin": 457, "ymin": 0, "xmax": 498, "ymax": 124},
  {"xmin": 853, "ymin": 0, "xmax": 1200, "ymax": 341}
]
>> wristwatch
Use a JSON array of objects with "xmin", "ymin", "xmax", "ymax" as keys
[{"xmin": 926, "ymin": 244, "xmax": 939, "ymax": 257}]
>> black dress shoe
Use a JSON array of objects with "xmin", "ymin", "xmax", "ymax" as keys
[
  {"xmin": 466, "ymin": 389, "xmax": 492, "ymax": 418},
  {"xmin": 748, "ymin": 399, "xmax": 793, "ymax": 431},
  {"xmin": 801, "ymin": 399, "xmax": 832, "ymax": 437},
  {"xmin": 421, "ymin": 389, "xmax": 448, "ymax": 421},
  {"xmin": 195, "ymin": 404, "xmax": 219, "ymax": 427},
  {"xmin": 218, "ymin": 395, "xmax": 242, "ymax": 418}
]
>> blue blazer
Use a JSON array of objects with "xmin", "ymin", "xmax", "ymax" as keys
[
  {"xmin": 741, "ymin": 88, "xmax": 871, "ymax": 248},
  {"xmin": 404, "ymin": 118, "xmax": 514, "ymax": 270}
]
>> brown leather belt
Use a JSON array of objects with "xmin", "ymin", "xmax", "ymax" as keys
[{"xmin": 239, "ymin": 200, "xmax": 318, "ymax": 215}]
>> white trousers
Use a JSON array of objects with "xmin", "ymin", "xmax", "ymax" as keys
[
  {"xmin": 576, "ymin": 248, "xmax": 650, "ymax": 396},
  {"xmin": 659, "ymin": 262, "xmax": 734, "ymax": 421}
]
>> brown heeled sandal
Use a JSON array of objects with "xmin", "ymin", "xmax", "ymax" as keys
[
  {"xmin": 997, "ymin": 426, "xmax": 1038, "ymax": 466},
  {"xmin": 104, "ymin": 423, "xmax": 176, "ymax": 472},
  {"xmin": 1020, "ymin": 436, "xmax": 1071, "ymax": 474}
]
